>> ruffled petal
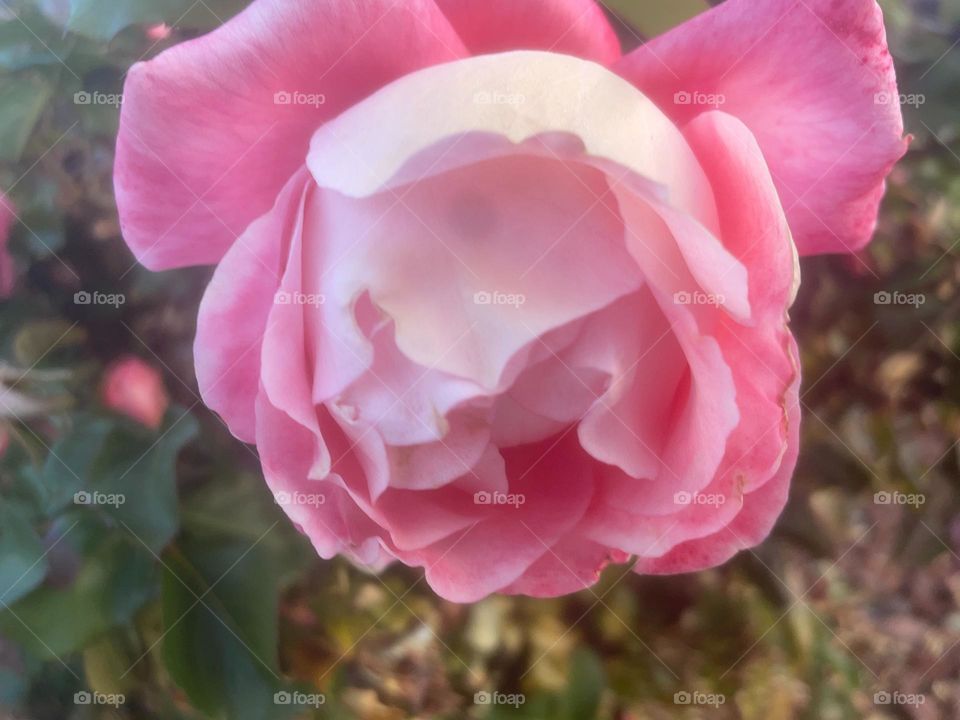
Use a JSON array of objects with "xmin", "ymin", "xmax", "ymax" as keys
[
  {"xmin": 582, "ymin": 111, "xmax": 801, "ymax": 562},
  {"xmin": 311, "ymin": 151, "xmax": 642, "ymax": 390},
  {"xmin": 404, "ymin": 431, "xmax": 595, "ymax": 602}
]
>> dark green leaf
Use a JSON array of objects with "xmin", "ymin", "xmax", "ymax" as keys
[
  {"xmin": 561, "ymin": 648, "xmax": 605, "ymax": 720},
  {"xmin": 89, "ymin": 411, "xmax": 198, "ymax": 553},
  {"xmin": 0, "ymin": 73, "xmax": 54, "ymax": 162},
  {"xmin": 34, "ymin": 417, "xmax": 113, "ymax": 516},
  {"xmin": 0, "ymin": 529, "xmax": 156, "ymax": 657},
  {"xmin": 160, "ymin": 540, "xmax": 288, "ymax": 720},
  {"xmin": 0, "ymin": 499, "xmax": 47, "ymax": 605}
]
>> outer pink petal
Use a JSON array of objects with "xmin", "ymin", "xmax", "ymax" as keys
[
  {"xmin": 194, "ymin": 169, "xmax": 309, "ymax": 442},
  {"xmin": 115, "ymin": 0, "xmax": 465, "ymax": 270},
  {"xmin": 499, "ymin": 539, "xmax": 629, "ymax": 598},
  {"xmin": 434, "ymin": 0, "xmax": 620, "ymax": 64},
  {"xmin": 616, "ymin": 0, "xmax": 908, "ymax": 256}
]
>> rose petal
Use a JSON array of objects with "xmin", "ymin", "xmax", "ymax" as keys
[
  {"xmin": 115, "ymin": 0, "xmax": 465, "ymax": 269},
  {"xmin": 617, "ymin": 0, "xmax": 908, "ymax": 255},
  {"xmin": 312, "ymin": 151, "xmax": 642, "ymax": 390},
  {"xmin": 499, "ymin": 538, "xmax": 628, "ymax": 598},
  {"xmin": 307, "ymin": 51, "xmax": 718, "ymax": 234},
  {"xmin": 582, "ymin": 111, "xmax": 801, "ymax": 561},
  {"xmin": 195, "ymin": 169, "xmax": 309, "ymax": 442},
  {"xmin": 405, "ymin": 431, "xmax": 595, "ymax": 602},
  {"xmin": 632, "ymin": 355, "xmax": 800, "ymax": 574}
]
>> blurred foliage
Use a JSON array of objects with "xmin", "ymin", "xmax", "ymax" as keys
[{"xmin": 0, "ymin": 0, "xmax": 959, "ymax": 719}]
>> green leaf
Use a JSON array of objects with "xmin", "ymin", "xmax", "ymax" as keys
[
  {"xmin": 89, "ymin": 411, "xmax": 199, "ymax": 553},
  {"xmin": 0, "ymin": 6, "xmax": 77, "ymax": 71},
  {"xmin": 33, "ymin": 417, "xmax": 113, "ymax": 516},
  {"xmin": 604, "ymin": 0, "xmax": 710, "ymax": 37},
  {"xmin": 561, "ymin": 649, "xmax": 605, "ymax": 720},
  {"xmin": 0, "ymin": 499, "xmax": 47, "ymax": 605},
  {"xmin": 160, "ymin": 474, "xmax": 308, "ymax": 720},
  {"xmin": 0, "ymin": 72, "xmax": 54, "ymax": 162},
  {"xmin": 160, "ymin": 539, "xmax": 289, "ymax": 720},
  {"xmin": 0, "ymin": 529, "xmax": 157, "ymax": 657},
  {"xmin": 82, "ymin": 631, "xmax": 137, "ymax": 696}
]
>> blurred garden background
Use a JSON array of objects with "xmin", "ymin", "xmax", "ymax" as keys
[{"xmin": 0, "ymin": 0, "xmax": 958, "ymax": 718}]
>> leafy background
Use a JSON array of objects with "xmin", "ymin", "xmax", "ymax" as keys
[{"xmin": 0, "ymin": 0, "xmax": 958, "ymax": 718}]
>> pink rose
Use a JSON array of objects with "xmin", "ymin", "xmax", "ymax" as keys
[
  {"xmin": 0, "ymin": 193, "xmax": 16, "ymax": 298},
  {"xmin": 114, "ymin": 0, "xmax": 906, "ymax": 600},
  {"xmin": 145, "ymin": 23, "xmax": 172, "ymax": 42},
  {"xmin": 101, "ymin": 356, "xmax": 169, "ymax": 429}
]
